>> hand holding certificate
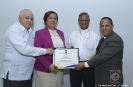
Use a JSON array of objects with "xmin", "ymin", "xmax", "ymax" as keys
[
  {"xmin": 49, "ymin": 64, "xmax": 58, "ymax": 72},
  {"xmin": 53, "ymin": 48, "xmax": 79, "ymax": 69}
]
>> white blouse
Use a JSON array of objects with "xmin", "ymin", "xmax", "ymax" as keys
[{"xmin": 49, "ymin": 29, "xmax": 63, "ymax": 47}]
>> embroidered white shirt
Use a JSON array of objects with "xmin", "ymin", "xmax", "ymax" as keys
[{"xmin": 67, "ymin": 29, "xmax": 100, "ymax": 61}]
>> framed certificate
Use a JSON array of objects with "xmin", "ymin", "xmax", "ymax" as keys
[{"xmin": 53, "ymin": 48, "xmax": 79, "ymax": 69}]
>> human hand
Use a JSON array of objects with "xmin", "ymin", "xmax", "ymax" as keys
[
  {"xmin": 46, "ymin": 48, "xmax": 54, "ymax": 55},
  {"xmin": 75, "ymin": 62, "xmax": 85, "ymax": 70},
  {"xmin": 49, "ymin": 64, "xmax": 58, "ymax": 73},
  {"xmin": 89, "ymin": 55, "xmax": 95, "ymax": 60}
]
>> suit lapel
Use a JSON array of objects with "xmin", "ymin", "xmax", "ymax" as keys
[
  {"xmin": 98, "ymin": 32, "xmax": 114, "ymax": 53},
  {"xmin": 43, "ymin": 26, "xmax": 54, "ymax": 47}
]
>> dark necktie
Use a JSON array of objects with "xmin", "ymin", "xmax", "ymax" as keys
[{"xmin": 96, "ymin": 37, "xmax": 104, "ymax": 54}]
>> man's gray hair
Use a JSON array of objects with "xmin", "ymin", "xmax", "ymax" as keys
[{"xmin": 19, "ymin": 9, "xmax": 32, "ymax": 18}]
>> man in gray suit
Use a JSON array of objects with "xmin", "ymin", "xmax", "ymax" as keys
[{"xmin": 75, "ymin": 17, "xmax": 124, "ymax": 87}]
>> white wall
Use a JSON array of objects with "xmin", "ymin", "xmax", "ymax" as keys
[{"xmin": 0, "ymin": 0, "xmax": 133, "ymax": 87}]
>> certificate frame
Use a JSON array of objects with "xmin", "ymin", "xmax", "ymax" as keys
[{"xmin": 53, "ymin": 48, "xmax": 79, "ymax": 69}]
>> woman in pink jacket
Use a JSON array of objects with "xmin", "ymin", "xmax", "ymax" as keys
[{"xmin": 34, "ymin": 11, "xmax": 65, "ymax": 87}]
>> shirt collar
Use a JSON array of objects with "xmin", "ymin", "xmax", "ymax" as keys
[
  {"xmin": 18, "ymin": 21, "xmax": 33, "ymax": 33},
  {"xmin": 79, "ymin": 28, "xmax": 89, "ymax": 32},
  {"xmin": 79, "ymin": 28, "xmax": 89, "ymax": 35},
  {"xmin": 102, "ymin": 36, "xmax": 106, "ymax": 39}
]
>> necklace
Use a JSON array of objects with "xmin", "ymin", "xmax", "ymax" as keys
[{"xmin": 79, "ymin": 29, "xmax": 90, "ymax": 40}]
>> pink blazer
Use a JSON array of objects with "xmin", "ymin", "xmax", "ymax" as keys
[{"xmin": 34, "ymin": 26, "xmax": 65, "ymax": 73}]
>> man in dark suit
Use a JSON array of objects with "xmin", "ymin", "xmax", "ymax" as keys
[{"xmin": 75, "ymin": 17, "xmax": 124, "ymax": 87}]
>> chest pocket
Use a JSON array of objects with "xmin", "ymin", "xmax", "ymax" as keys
[{"xmin": 85, "ymin": 40, "xmax": 94, "ymax": 51}]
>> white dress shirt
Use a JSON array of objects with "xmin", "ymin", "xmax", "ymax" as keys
[
  {"xmin": 1, "ymin": 21, "xmax": 47, "ymax": 80},
  {"xmin": 67, "ymin": 29, "xmax": 100, "ymax": 61}
]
